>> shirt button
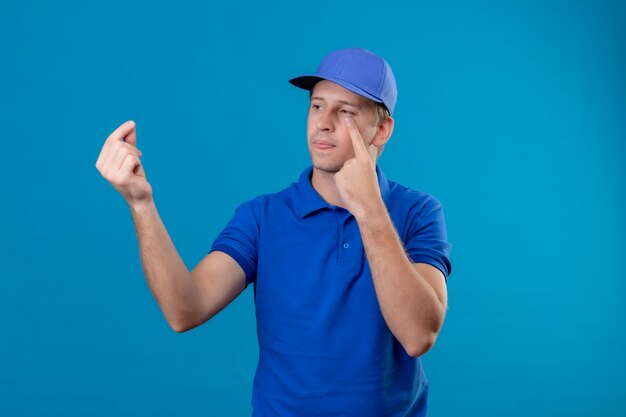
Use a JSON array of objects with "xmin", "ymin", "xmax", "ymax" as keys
[{"xmin": 343, "ymin": 242, "xmax": 350, "ymax": 249}]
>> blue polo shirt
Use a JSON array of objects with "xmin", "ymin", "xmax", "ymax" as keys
[{"xmin": 210, "ymin": 165, "xmax": 452, "ymax": 417}]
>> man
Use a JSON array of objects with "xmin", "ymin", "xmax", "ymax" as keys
[{"xmin": 95, "ymin": 48, "xmax": 452, "ymax": 417}]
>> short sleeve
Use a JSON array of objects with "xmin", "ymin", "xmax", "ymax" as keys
[
  {"xmin": 404, "ymin": 196, "xmax": 452, "ymax": 282},
  {"xmin": 210, "ymin": 201, "xmax": 259, "ymax": 286}
]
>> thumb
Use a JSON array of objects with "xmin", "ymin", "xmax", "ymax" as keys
[{"xmin": 123, "ymin": 120, "xmax": 137, "ymax": 146}]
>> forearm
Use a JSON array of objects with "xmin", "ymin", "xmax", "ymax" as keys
[
  {"xmin": 129, "ymin": 200, "xmax": 205, "ymax": 332},
  {"xmin": 356, "ymin": 200, "xmax": 444, "ymax": 356}
]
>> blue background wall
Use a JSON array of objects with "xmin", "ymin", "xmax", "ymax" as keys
[{"xmin": 1, "ymin": 0, "xmax": 624, "ymax": 415}]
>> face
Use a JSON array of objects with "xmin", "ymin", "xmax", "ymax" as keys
[{"xmin": 307, "ymin": 80, "xmax": 380, "ymax": 173}]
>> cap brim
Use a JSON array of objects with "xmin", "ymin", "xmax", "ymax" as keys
[
  {"xmin": 288, "ymin": 75, "xmax": 323, "ymax": 91},
  {"xmin": 289, "ymin": 75, "xmax": 384, "ymax": 105}
]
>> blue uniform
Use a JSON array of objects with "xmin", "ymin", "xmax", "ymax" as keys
[{"xmin": 211, "ymin": 165, "xmax": 452, "ymax": 417}]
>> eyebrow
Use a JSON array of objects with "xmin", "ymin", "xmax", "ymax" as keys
[{"xmin": 310, "ymin": 96, "xmax": 362, "ymax": 109}]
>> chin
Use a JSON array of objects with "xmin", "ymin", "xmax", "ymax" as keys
[
  {"xmin": 309, "ymin": 149, "xmax": 345, "ymax": 174},
  {"xmin": 312, "ymin": 160, "xmax": 343, "ymax": 174}
]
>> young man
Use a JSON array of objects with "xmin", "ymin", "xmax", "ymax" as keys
[{"xmin": 96, "ymin": 48, "xmax": 452, "ymax": 417}]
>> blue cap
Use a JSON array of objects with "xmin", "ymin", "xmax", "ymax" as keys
[{"xmin": 289, "ymin": 48, "xmax": 397, "ymax": 115}]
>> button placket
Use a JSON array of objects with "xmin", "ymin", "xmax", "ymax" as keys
[{"xmin": 337, "ymin": 209, "xmax": 356, "ymax": 264}]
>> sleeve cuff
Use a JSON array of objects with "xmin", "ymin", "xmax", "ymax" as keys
[
  {"xmin": 409, "ymin": 254, "xmax": 450, "ymax": 284},
  {"xmin": 210, "ymin": 244, "xmax": 256, "ymax": 286}
]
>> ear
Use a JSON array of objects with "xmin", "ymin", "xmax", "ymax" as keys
[{"xmin": 372, "ymin": 116, "xmax": 394, "ymax": 148}]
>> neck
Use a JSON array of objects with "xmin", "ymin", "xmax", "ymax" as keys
[{"xmin": 310, "ymin": 167, "xmax": 346, "ymax": 209}]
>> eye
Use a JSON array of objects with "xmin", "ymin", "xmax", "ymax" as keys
[
  {"xmin": 340, "ymin": 109, "xmax": 355, "ymax": 115},
  {"xmin": 311, "ymin": 104, "xmax": 321, "ymax": 110}
]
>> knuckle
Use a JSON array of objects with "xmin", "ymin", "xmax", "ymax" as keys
[
  {"xmin": 120, "ymin": 147, "xmax": 134, "ymax": 159},
  {"xmin": 114, "ymin": 170, "xmax": 129, "ymax": 182},
  {"xmin": 122, "ymin": 142, "xmax": 139, "ymax": 154},
  {"xmin": 110, "ymin": 175, "xmax": 124, "ymax": 187}
]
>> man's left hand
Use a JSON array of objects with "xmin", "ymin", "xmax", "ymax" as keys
[{"xmin": 334, "ymin": 117, "xmax": 384, "ymax": 219}]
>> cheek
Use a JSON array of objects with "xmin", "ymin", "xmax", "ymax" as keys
[
  {"xmin": 359, "ymin": 125, "xmax": 377, "ymax": 145},
  {"xmin": 307, "ymin": 116, "xmax": 317, "ymax": 133}
]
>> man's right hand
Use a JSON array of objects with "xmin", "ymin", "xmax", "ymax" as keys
[{"xmin": 96, "ymin": 120, "xmax": 153, "ymax": 209}]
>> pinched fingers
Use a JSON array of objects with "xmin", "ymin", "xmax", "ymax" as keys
[
  {"xmin": 106, "ymin": 120, "xmax": 136, "ymax": 148},
  {"xmin": 95, "ymin": 120, "xmax": 138, "ymax": 170},
  {"xmin": 119, "ymin": 154, "xmax": 142, "ymax": 180},
  {"xmin": 99, "ymin": 141, "xmax": 144, "ymax": 185},
  {"xmin": 107, "ymin": 150, "xmax": 144, "ymax": 189},
  {"xmin": 109, "ymin": 139, "xmax": 142, "ymax": 163},
  {"xmin": 97, "ymin": 140, "xmax": 142, "ymax": 173},
  {"xmin": 110, "ymin": 143, "xmax": 139, "ymax": 174}
]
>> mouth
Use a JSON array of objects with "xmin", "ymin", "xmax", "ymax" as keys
[{"xmin": 313, "ymin": 140, "xmax": 336, "ymax": 151}]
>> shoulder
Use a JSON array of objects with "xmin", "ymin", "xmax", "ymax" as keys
[
  {"xmin": 383, "ymin": 177, "xmax": 449, "ymax": 244},
  {"xmin": 385, "ymin": 178, "xmax": 452, "ymax": 277},
  {"xmin": 386, "ymin": 178, "xmax": 444, "ymax": 217},
  {"xmin": 234, "ymin": 178, "xmax": 300, "ymax": 217}
]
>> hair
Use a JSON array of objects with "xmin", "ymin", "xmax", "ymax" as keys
[
  {"xmin": 371, "ymin": 102, "xmax": 390, "ymax": 158},
  {"xmin": 371, "ymin": 101, "xmax": 391, "ymax": 127}
]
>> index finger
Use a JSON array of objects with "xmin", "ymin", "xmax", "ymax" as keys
[
  {"xmin": 343, "ymin": 117, "xmax": 368, "ymax": 159},
  {"xmin": 105, "ymin": 120, "xmax": 137, "ymax": 148}
]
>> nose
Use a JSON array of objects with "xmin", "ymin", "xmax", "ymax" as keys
[{"xmin": 315, "ymin": 109, "xmax": 335, "ymax": 132}]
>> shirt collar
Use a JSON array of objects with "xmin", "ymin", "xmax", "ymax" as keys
[{"xmin": 296, "ymin": 164, "xmax": 391, "ymax": 219}]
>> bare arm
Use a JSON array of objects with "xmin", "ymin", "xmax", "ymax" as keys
[
  {"xmin": 130, "ymin": 201, "xmax": 246, "ymax": 332},
  {"xmin": 356, "ymin": 203, "xmax": 447, "ymax": 357},
  {"xmin": 96, "ymin": 121, "xmax": 246, "ymax": 332}
]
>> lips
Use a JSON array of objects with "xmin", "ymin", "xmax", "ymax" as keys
[{"xmin": 313, "ymin": 140, "xmax": 335, "ymax": 150}]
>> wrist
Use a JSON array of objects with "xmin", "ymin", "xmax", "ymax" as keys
[
  {"xmin": 353, "ymin": 197, "xmax": 387, "ymax": 224},
  {"xmin": 129, "ymin": 198, "xmax": 156, "ymax": 215}
]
